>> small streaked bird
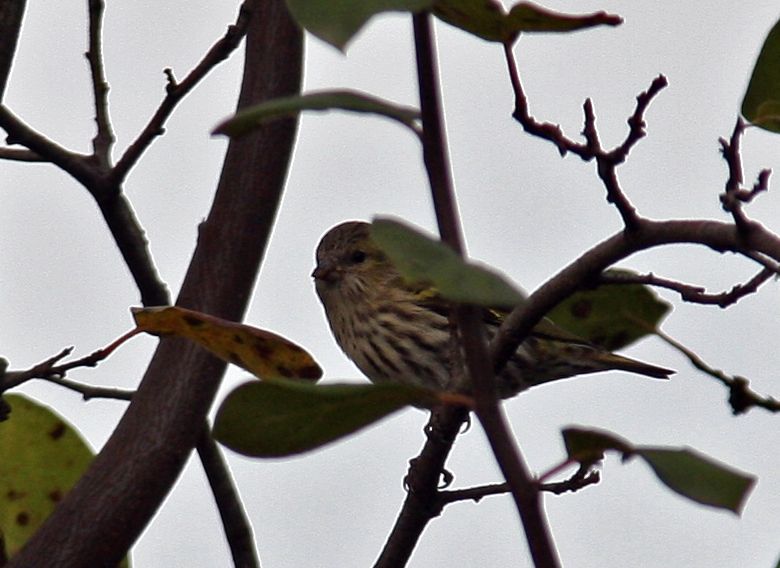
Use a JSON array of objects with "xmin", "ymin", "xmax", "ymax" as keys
[{"xmin": 313, "ymin": 221, "xmax": 672, "ymax": 398}]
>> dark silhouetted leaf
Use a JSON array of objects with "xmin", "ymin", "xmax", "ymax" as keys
[
  {"xmin": 742, "ymin": 18, "xmax": 780, "ymax": 132},
  {"xmin": 433, "ymin": 0, "xmax": 621, "ymax": 43},
  {"xmin": 213, "ymin": 90, "xmax": 420, "ymax": 138},
  {"xmin": 286, "ymin": 0, "xmax": 432, "ymax": 50}
]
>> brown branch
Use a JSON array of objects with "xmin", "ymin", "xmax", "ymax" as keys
[
  {"xmin": 505, "ymin": 42, "xmax": 667, "ymax": 230},
  {"xmin": 42, "ymin": 375, "xmax": 134, "ymax": 401},
  {"xmin": 434, "ymin": 463, "xmax": 599, "ymax": 509},
  {"xmin": 411, "ymin": 14, "xmax": 560, "ymax": 568},
  {"xmin": 197, "ymin": 428, "xmax": 260, "ymax": 568},
  {"xmin": 0, "ymin": 147, "xmax": 43, "ymax": 161},
  {"xmin": 598, "ymin": 267, "xmax": 775, "ymax": 308},
  {"xmin": 1, "ymin": 329, "xmax": 140, "ymax": 396},
  {"xmin": 375, "ymin": 406, "xmax": 469, "ymax": 567},
  {"xmin": 85, "ymin": 0, "xmax": 114, "ymax": 168},
  {"xmin": 0, "ymin": 0, "xmax": 27, "ymax": 101},
  {"xmin": 654, "ymin": 328, "xmax": 780, "ymax": 415},
  {"xmin": 490, "ymin": 217, "xmax": 780, "ymax": 377},
  {"xmin": 110, "ymin": 0, "xmax": 253, "ymax": 185},
  {"xmin": 539, "ymin": 465, "xmax": 600, "ymax": 495},
  {"xmin": 718, "ymin": 118, "xmax": 771, "ymax": 234},
  {"xmin": 8, "ymin": 2, "xmax": 303, "ymax": 565},
  {"xmin": 0, "ymin": 104, "xmax": 98, "ymax": 186}
]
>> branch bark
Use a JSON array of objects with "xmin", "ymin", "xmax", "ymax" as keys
[
  {"xmin": 8, "ymin": 1, "xmax": 303, "ymax": 565},
  {"xmin": 0, "ymin": 0, "xmax": 26, "ymax": 101}
]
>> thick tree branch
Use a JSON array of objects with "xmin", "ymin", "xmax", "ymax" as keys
[
  {"xmin": 0, "ymin": 0, "xmax": 26, "ymax": 101},
  {"xmin": 491, "ymin": 218, "xmax": 780, "ymax": 376},
  {"xmin": 8, "ymin": 2, "xmax": 303, "ymax": 565}
]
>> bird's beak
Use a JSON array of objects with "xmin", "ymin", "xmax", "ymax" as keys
[{"xmin": 312, "ymin": 261, "xmax": 338, "ymax": 283}]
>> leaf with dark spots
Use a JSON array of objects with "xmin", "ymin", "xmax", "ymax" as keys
[
  {"xmin": 0, "ymin": 395, "xmax": 96, "ymax": 559},
  {"xmin": 547, "ymin": 269, "xmax": 671, "ymax": 350},
  {"xmin": 132, "ymin": 306, "xmax": 323, "ymax": 382}
]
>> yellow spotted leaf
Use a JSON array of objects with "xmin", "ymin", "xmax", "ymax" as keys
[{"xmin": 132, "ymin": 306, "xmax": 322, "ymax": 382}]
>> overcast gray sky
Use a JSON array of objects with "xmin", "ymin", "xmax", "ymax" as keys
[{"xmin": 3, "ymin": 2, "xmax": 780, "ymax": 567}]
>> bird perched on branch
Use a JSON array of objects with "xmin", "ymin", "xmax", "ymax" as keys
[{"xmin": 313, "ymin": 220, "xmax": 672, "ymax": 398}]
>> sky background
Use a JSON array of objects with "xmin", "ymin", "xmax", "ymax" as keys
[{"xmin": 2, "ymin": 2, "xmax": 780, "ymax": 567}]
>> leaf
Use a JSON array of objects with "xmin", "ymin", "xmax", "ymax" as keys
[
  {"xmin": 638, "ymin": 447, "xmax": 756, "ymax": 514},
  {"xmin": 286, "ymin": 0, "xmax": 433, "ymax": 50},
  {"xmin": 433, "ymin": 0, "xmax": 622, "ymax": 43},
  {"xmin": 546, "ymin": 269, "xmax": 671, "ymax": 350},
  {"xmin": 742, "ymin": 18, "xmax": 780, "ymax": 132},
  {"xmin": 132, "ymin": 306, "xmax": 322, "ymax": 382},
  {"xmin": 562, "ymin": 425, "xmax": 631, "ymax": 463},
  {"xmin": 562, "ymin": 426, "xmax": 755, "ymax": 515},
  {"xmin": 370, "ymin": 217, "xmax": 524, "ymax": 308},
  {"xmin": 213, "ymin": 90, "xmax": 420, "ymax": 138},
  {"xmin": 0, "ymin": 396, "xmax": 92, "ymax": 558},
  {"xmin": 214, "ymin": 379, "xmax": 436, "ymax": 457}
]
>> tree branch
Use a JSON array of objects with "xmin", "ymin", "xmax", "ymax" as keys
[
  {"xmin": 110, "ymin": 0, "xmax": 254, "ymax": 185},
  {"xmin": 654, "ymin": 327, "xmax": 780, "ymax": 414},
  {"xmin": 8, "ymin": 1, "xmax": 303, "ymax": 565},
  {"xmin": 197, "ymin": 428, "xmax": 260, "ymax": 568},
  {"xmin": 374, "ymin": 406, "xmax": 469, "ymax": 567},
  {"xmin": 491, "ymin": 217, "xmax": 780, "ymax": 377},
  {"xmin": 598, "ymin": 267, "xmax": 775, "ymax": 308},
  {"xmin": 0, "ymin": 0, "xmax": 26, "ymax": 102},
  {"xmin": 412, "ymin": 13, "xmax": 560, "ymax": 568},
  {"xmin": 85, "ymin": 0, "xmax": 114, "ymax": 167}
]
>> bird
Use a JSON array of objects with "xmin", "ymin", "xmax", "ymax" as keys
[{"xmin": 312, "ymin": 220, "xmax": 672, "ymax": 398}]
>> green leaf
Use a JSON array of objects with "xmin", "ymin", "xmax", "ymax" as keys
[
  {"xmin": 0, "ymin": 396, "xmax": 98, "ymax": 560},
  {"xmin": 433, "ymin": 0, "xmax": 622, "ymax": 43},
  {"xmin": 742, "ymin": 18, "xmax": 780, "ymax": 132},
  {"xmin": 561, "ymin": 426, "xmax": 756, "ymax": 515},
  {"xmin": 370, "ymin": 217, "xmax": 524, "ymax": 308},
  {"xmin": 214, "ymin": 379, "xmax": 435, "ymax": 457},
  {"xmin": 562, "ymin": 426, "xmax": 632, "ymax": 463},
  {"xmin": 546, "ymin": 269, "xmax": 671, "ymax": 350},
  {"xmin": 213, "ymin": 90, "xmax": 421, "ymax": 138},
  {"xmin": 638, "ymin": 448, "xmax": 755, "ymax": 515},
  {"xmin": 286, "ymin": 0, "xmax": 433, "ymax": 50}
]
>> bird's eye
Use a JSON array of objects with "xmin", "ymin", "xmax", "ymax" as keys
[{"xmin": 350, "ymin": 250, "xmax": 367, "ymax": 264}]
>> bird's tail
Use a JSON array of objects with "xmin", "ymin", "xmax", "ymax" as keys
[{"xmin": 596, "ymin": 352, "xmax": 673, "ymax": 379}]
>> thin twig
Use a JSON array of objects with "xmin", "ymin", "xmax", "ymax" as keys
[
  {"xmin": 654, "ymin": 327, "xmax": 780, "ymax": 414},
  {"xmin": 719, "ymin": 118, "xmax": 770, "ymax": 234},
  {"xmin": 197, "ymin": 428, "xmax": 260, "ymax": 568},
  {"xmin": 110, "ymin": 0, "xmax": 253, "ymax": 185},
  {"xmin": 504, "ymin": 42, "xmax": 667, "ymax": 230},
  {"xmin": 598, "ymin": 267, "xmax": 775, "ymax": 308},
  {"xmin": 1, "ymin": 329, "xmax": 141, "ymax": 393},
  {"xmin": 86, "ymin": 0, "xmax": 115, "ymax": 167},
  {"xmin": 40, "ymin": 375, "xmax": 134, "ymax": 401}
]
